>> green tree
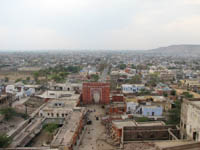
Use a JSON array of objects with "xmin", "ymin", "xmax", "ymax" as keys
[
  {"xmin": 33, "ymin": 71, "xmax": 39, "ymax": 82},
  {"xmin": 182, "ymin": 92, "xmax": 193, "ymax": 98},
  {"xmin": 131, "ymin": 74, "xmax": 142, "ymax": 84},
  {"xmin": 4, "ymin": 77, "xmax": 9, "ymax": 82},
  {"xmin": 167, "ymin": 100, "xmax": 181, "ymax": 125},
  {"xmin": 0, "ymin": 108, "xmax": 17, "ymax": 120},
  {"xmin": 118, "ymin": 64, "xmax": 126, "ymax": 70},
  {"xmin": 147, "ymin": 73, "xmax": 160, "ymax": 87},
  {"xmin": 131, "ymin": 64, "xmax": 136, "ymax": 69},
  {"xmin": 15, "ymin": 78, "xmax": 22, "ymax": 83},
  {"xmin": 59, "ymin": 72, "xmax": 68, "ymax": 78},
  {"xmin": 163, "ymin": 92, "xmax": 168, "ymax": 97},
  {"xmin": 66, "ymin": 66, "xmax": 81, "ymax": 73},
  {"xmin": 0, "ymin": 108, "xmax": 28, "ymax": 121},
  {"xmin": 26, "ymin": 76, "xmax": 30, "ymax": 81},
  {"xmin": 0, "ymin": 134, "xmax": 12, "ymax": 148},
  {"xmin": 51, "ymin": 74, "xmax": 63, "ymax": 83},
  {"xmin": 170, "ymin": 90, "xmax": 176, "ymax": 96},
  {"xmin": 140, "ymin": 89, "xmax": 151, "ymax": 95},
  {"xmin": 134, "ymin": 117, "xmax": 151, "ymax": 122},
  {"xmin": 43, "ymin": 123, "xmax": 59, "ymax": 133},
  {"xmin": 90, "ymin": 74, "xmax": 99, "ymax": 82}
]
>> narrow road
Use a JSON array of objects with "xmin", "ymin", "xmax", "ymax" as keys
[
  {"xmin": 79, "ymin": 105, "xmax": 115, "ymax": 150},
  {"xmin": 99, "ymin": 67, "xmax": 109, "ymax": 82}
]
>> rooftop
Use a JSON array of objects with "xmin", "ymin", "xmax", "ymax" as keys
[
  {"xmin": 112, "ymin": 120, "xmax": 137, "ymax": 129},
  {"xmin": 51, "ymin": 108, "xmax": 86, "ymax": 148},
  {"xmin": 155, "ymin": 141, "xmax": 200, "ymax": 149},
  {"xmin": 191, "ymin": 101, "xmax": 200, "ymax": 107},
  {"xmin": 37, "ymin": 90, "xmax": 79, "ymax": 100},
  {"xmin": 136, "ymin": 121, "xmax": 165, "ymax": 126}
]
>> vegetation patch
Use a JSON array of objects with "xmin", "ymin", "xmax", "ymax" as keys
[
  {"xmin": 33, "ymin": 65, "xmax": 81, "ymax": 83},
  {"xmin": 166, "ymin": 100, "xmax": 181, "ymax": 125},
  {"xmin": 0, "ymin": 134, "xmax": 12, "ymax": 148},
  {"xmin": 134, "ymin": 117, "xmax": 151, "ymax": 122},
  {"xmin": 181, "ymin": 92, "xmax": 194, "ymax": 98},
  {"xmin": 43, "ymin": 123, "xmax": 59, "ymax": 134},
  {"xmin": 0, "ymin": 107, "xmax": 29, "ymax": 121}
]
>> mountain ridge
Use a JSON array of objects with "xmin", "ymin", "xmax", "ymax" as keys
[{"xmin": 145, "ymin": 44, "xmax": 200, "ymax": 56}]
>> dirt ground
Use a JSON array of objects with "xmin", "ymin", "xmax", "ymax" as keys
[
  {"xmin": 0, "ymin": 116, "xmax": 24, "ymax": 134},
  {"xmin": 124, "ymin": 143, "xmax": 156, "ymax": 150},
  {"xmin": 175, "ymin": 88, "xmax": 200, "ymax": 98},
  {"xmin": 0, "ymin": 71, "xmax": 33, "ymax": 82},
  {"xmin": 27, "ymin": 129, "xmax": 53, "ymax": 147},
  {"xmin": 79, "ymin": 105, "xmax": 115, "ymax": 150}
]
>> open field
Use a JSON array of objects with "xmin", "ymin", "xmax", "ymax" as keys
[{"xmin": 0, "ymin": 71, "xmax": 33, "ymax": 82}]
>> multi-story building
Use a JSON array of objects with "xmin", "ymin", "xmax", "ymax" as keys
[
  {"xmin": 121, "ymin": 84, "xmax": 145, "ymax": 94},
  {"xmin": 180, "ymin": 98, "xmax": 200, "ymax": 141},
  {"xmin": 39, "ymin": 99, "xmax": 78, "ymax": 118}
]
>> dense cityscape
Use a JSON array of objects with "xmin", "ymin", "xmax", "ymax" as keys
[
  {"xmin": 0, "ymin": 47, "xmax": 200, "ymax": 150},
  {"xmin": 1, "ymin": 0, "xmax": 200, "ymax": 150}
]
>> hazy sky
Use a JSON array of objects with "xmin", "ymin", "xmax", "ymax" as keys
[{"xmin": 0, "ymin": 0, "xmax": 200, "ymax": 50}]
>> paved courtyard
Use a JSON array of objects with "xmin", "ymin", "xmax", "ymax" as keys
[{"xmin": 79, "ymin": 105, "xmax": 115, "ymax": 150}]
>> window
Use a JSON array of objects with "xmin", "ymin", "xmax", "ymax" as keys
[
  {"xmin": 193, "ymin": 132, "xmax": 197, "ymax": 141},
  {"xmin": 150, "ymin": 134, "xmax": 155, "ymax": 139},
  {"xmin": 184, "ymin": 124, "xmax": 186, "ymax": 129}
]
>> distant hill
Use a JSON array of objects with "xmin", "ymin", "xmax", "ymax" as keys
[{"xmin": 146, "ymin": 45, "xmax": 200, "ymax": 57}]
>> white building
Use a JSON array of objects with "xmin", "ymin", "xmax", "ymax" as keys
[
  {"xmin": 49, "ymin": 82, "xmax": 82, "ymax": 91},
  {"xmin": 126, "ymin": 102, "xmax": 138, "ymax": 113},
  {"xmin": 39, "ymin": 99, "xmax": 78, "ymax": 118},
  {"xmin": 180, "ymin": 99, "xmax": 200, "ymax": 141},
  {"xmin": 5, "ymin": 85, "xmax": 16, "ymax": 94},
  {"xmin": 37, "ymin": 90, "xmax": 80, "ymax": 100},
  {"xmin": 121, "ymin": 84, "xmax": 145, "ymax": 94}
]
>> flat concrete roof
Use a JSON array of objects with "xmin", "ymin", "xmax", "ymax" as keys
[
  {"xmin": 155, "ymin": 141, "xmax": 199, "ymax": 149},
  {"xmin": 24, "ymin": 85, "xmax": 41, "ymax": 88},
  {"xmin": 37, "ymin": 90, "xmax": 79, "ymax": 100},
  {"xmin": 51, "ymin": 108, "xmax": 85, "ymax": 147},
  {"xmin": 109, "ymin": 102, "xmax": 126, "ymax": 108},
  {"xmin": 191, "ymin": 101, "xmax": 200, "ymax": 107},
  {"xmin": 112, "ymin": 120, "xmax": 136, "ymax": 129},
  {"xmin": 42, "ymin": 99, "xmax": 78, "ymax": 112},
  {"xmin": 136, "ymin": 121, "xmax": 165, "ymax": 126}
]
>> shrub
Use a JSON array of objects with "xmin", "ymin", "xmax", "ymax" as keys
[
  {"xmin": 43, "ymin": 123, "xmax": 59, "ymax": 133},
  {"xmin": 0, "ymin": 134, "xmax": 12, "ymax": 148}
]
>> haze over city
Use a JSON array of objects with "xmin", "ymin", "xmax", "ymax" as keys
[{"xmin": 0, "ymin": 0, "xmax": 200, "ymax": 50}]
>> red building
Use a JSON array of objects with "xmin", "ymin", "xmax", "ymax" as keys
[
  {"xmin": 112, "ymin": 95, "xmax": 124, "ymax": 102},
  {"xmin": 82, "ymin": 82, "xmax": 110, "ymax": 104},
  {"xmin": 108, "ymin": 102, "xmax": 127, "ymax": 115}
]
